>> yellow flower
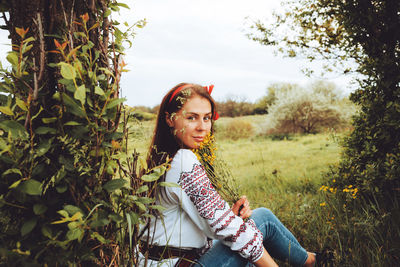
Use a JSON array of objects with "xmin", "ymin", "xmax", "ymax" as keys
[{"xmin": 320, "ymin": 202, "xmax": 326, "ymax": 207}]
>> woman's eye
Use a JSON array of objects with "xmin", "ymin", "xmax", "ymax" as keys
[
  {"xmin": 187, "ymin": 116, "xmax": 195, "ymax": 121},
  {"xmin": 204, "ymin": 116, "xmax": 211, "ymax": 122}
]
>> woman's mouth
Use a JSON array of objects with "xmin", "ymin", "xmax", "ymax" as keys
[{"xmin": 193, "ymin": 136, "xmax": 204, "ymax": 143}]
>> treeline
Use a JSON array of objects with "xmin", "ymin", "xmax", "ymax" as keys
[{"xmin": 130, "ymin": 80, "xmax": 357, "ymax": 134}]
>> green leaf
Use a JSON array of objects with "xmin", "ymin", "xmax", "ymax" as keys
[
  {"xmin": 0, "ymin": 106, "xmax": 14, "ymax": 116},
  {"xmin": 103, "ymin": 178, "xmax": 126, "ymax": 192},
  {"xmin": 106, "ymin": 98, "xmax": 126, "ymax": 110},
  {"xmin": 158, "ymin": 182, "xmax": 179, "ymax": 187},
  {"xmin": 136, "ymin": 185, "xmax": 149, "ymax": 194},
  {"xmin": 109, "ymin": 213, "xmax": 123, "ymax": 223},
  {"xmin": 0, "ymin": 120, "xmax": 28, "ymax": 139},
  {"xmin": 56, "ymin": 184, "xmax": 68, "ymax": 193},
  {"xmin": 106, "ymin": 159, "xmax": 118, "ymax": 174},
  {"xmin": 104, "ymin": 9, "xmax": 111, "ymax": 17},
  {"xmin": 74, "ymin": 85, "xmax": 86, "ymax": 105},
  {"xmin": 3, "ymin": 168, "xmax": 22, "ymax": 177},
  {"xmin": 42, "ymin": 117, "xmax": 57, "ymax": 124},
  {"xmin": 94, "ymin": 86, "xmax": 105, "ymax": 96},
  {"xmin": 64, "ymin": 121, "xmax": 81, "ymax": 126},
  {"xmin": 129, "ymin": 212, "xmax": 139, "ymax": 225},
  {"xmin": 15, "ymin": 98, "xmax": 28, "ymax": 111},
  {"xmin": 59, "ymin": 62, "xmax": 76, "ymax": 80},
  {"xmin": 24, "ymin": 37, "xmax": 35, "ymax": 43},
  {"xmin": 141, "ymin": 173, "xmax": 162, "ymax": 182},
  {"xmin": 21, "ymin": 217, "xmax": 38, "ymax": 236},
  {"xmin": 91, "ymin": 232, "xmax": 107, "ymax": 244},
  {"xmin": 58, "ymin": 93, "xmax": 85, "ymax": 117},
  {"xmin": 138, "ymin": 197, "xmax": 154, "ymax": 204},
  {"xmin": 66, "ymin": 228, "xmax": 83, "ymax": 241},
  {"xmin": 0, "ymin": 137, "xmax": 7, "ymax": 151},
  {"xmin": 67, "ymin": 221, "xmax": 80, "ymax": 230},
  {"xmin": 36, "ymin": 138, "xmax": 52, "ymax": 157},
  {"xmin": 33, "ymin": 204, "xmax": 47, "ymax": 215},
  {"xmin": 141, "ymin": 166, "xmax": 166, "ymax": 182},
  {"xmin": 57, "ymin": 210, "xmax": 69, "ymax": 218},
  {"xmin": 134, "ymin": 201, "xmax": 147, "ymax": 212},
  {"xmin": 64, "ymin": 205, "xmax": 83, "ymax": 216},
  {"xmin": 19, "ymin": 179, "xmax": 42, "ymax": 195},
  {"xmin": 41, "ymin": 225, "xmax": 52, "ymax": 239},
  {"xmin": 8, "ymin": 179, "xmax": 22, "ymax": 189},
  {"xmin": 35, "ymin": 126, "xmax": 56, "ymax": 135},
  {"xmin": 42, "ymin": 225, "xmax": 53, "ymax": 239},
  {"xmin": 6, "ymin": 52, "xmax": 18, "ymax": 66},
  {"xmin": 150, "ymin": 205, "xmax": 166, "ymax": 212}
]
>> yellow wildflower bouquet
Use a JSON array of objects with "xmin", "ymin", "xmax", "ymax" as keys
[{"xmin": 192, "ymin": 133, "xmax": 241, "ymax": 204}]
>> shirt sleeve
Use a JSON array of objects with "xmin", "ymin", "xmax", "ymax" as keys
[{"xmin": 172, "ymin": 149, "xmax": 264, "ymax": 262}]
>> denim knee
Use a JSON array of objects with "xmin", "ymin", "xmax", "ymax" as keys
[{"xmin": 251, "ymin": 207, "xmax": 276, "ymax": 225}]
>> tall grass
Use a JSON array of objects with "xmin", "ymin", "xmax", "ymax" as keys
[{"xmin": 128, "ymin": 115, "xmax": 391, "ymax": 266}]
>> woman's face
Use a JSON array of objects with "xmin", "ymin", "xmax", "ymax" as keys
[{"xmin": 166, "ymin": 95, "xmax": 212, "ymax": 149}]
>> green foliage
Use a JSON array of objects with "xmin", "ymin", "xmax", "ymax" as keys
[
  {"xmin": 250, "ymin": 0, "xmax": 400, "ymax": 264},
  {"xmin": 0, "ymin": 6, "xmax": 160, "ymax": 266}
]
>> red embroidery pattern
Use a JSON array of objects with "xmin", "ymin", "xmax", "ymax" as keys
[
  {"xmin": 178, "ymin": 164, "xmax": 226, "ymax": 220},
  {"xmin": 210, "ymin": 208, "xmax": 231, "ymax": 228},
  {"xmin": 177, "ymin": 157, "xmax": 263, "ymax": 262},
  {"xmin": 215, "ymin": 214, "xmax": 236, "ymax": 234},
  {"xmin": 239, "ymin": 232, "xmax": 264, "ymax": 262},
  {"xmin": 224, "ymin": 222, "xmax": 247, "ymax": 243}
]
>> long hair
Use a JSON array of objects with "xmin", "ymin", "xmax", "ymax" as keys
[{"xmin": 146, "ymin": 83, "xmax": 217, "ymax": 169}]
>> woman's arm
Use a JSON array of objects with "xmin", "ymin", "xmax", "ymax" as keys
[
  {"xmin": 254, "ymin": 248, "xmax": 278, "ymax": 267},
  {"xmin": 233, "ymin": 197, "xmax": 278, "ymax": 266}
]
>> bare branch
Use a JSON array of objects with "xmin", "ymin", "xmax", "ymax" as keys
[{"xmin": 33, "ymin": 12, "xmax": 45, "ymax": 91}]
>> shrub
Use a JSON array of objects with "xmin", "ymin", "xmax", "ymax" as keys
[
  {"xmin": 265, "ymin": 82, "xmax": 354, "ymax": 134},
  {"xmin": 0, "ymin": 8, "xmax": 161, "ymax": 266},
  {"xmin": 217, "ymin": 119, "xmax": 254, "ymax": 140}
]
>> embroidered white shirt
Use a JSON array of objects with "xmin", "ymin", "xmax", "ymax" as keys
[{"xmin": 139, "ymin": 149, "xmax": 263, "ymax": 266}]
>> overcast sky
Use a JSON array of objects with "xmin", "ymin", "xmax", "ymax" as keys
[{"xmin": 0, "ymin": 0, "xmax": 353, "ymax": 107}]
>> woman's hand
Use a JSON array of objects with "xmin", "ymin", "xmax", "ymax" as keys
[{"xmin": 232, "ymin": 195, "xmax": 252, "ymax": 219}]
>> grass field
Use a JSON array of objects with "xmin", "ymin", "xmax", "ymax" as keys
[{"xmin": 126, "ymin": 115, "xmax": 345, "ymax": 263}]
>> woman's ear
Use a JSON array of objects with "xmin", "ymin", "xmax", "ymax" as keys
[{"xmin": 165, "ymin": 112, "xmax": 173, "ymax": 127}]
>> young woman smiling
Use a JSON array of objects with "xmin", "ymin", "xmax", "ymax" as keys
[{"xmin": 139, "ymin": 83, "xmax": 317, "ymax": 267}]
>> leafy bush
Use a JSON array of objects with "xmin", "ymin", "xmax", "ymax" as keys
[
  {"xmin": 265, "ymin": 82, "xmax": 355, "ymax": 134},
  {"xmin": 0, "ymin": 9, "xmax": 162, "ymax": 266},
  {"xmin": 251, "ymin": 0, "xmax": 400, "ymax": 264},
  {"xmin": 216, "ymin": 119, "xmax": 254, "ymax": 140}
]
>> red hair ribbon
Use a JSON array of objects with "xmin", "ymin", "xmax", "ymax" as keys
[
  {"xmin": 168, "ymin": 84, "xmax": 219, "ymax": 120},
  {"xmin": 204, "ymin": 84, "xmax": 219, "ymax": 120}
]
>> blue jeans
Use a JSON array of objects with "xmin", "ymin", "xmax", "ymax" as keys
[{"xmin": 194, "ymin": 208, "xmax": 308, "ymax": 267}]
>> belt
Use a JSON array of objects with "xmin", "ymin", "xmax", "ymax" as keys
[{"xmin": 139, "ymin": 244, "xmax": 202, "ymax": 266}]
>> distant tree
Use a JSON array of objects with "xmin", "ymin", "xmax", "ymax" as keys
[
  {"xmin": 253, "ymin": 82, "xmax": 301, "ymax": 114},
  {"xmin": 265, "ymin": 82, "xmax": 348, "ymax": 134},
  {"xmin": 217, "ymin": 95, "xmax": 253, "ymax": 117},
  {"xmin": 250, "ymin": 0, "xmax": 400, "ymax": 264}
]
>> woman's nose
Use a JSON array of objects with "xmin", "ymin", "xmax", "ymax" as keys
[{"xmin": 197, "ymin": 120, "xmax": 207, "ymax": 131}]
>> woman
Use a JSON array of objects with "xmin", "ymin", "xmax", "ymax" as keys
[{"xmin": 139, "ymin": 83, "xmax": 317, "ymax": 267}]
